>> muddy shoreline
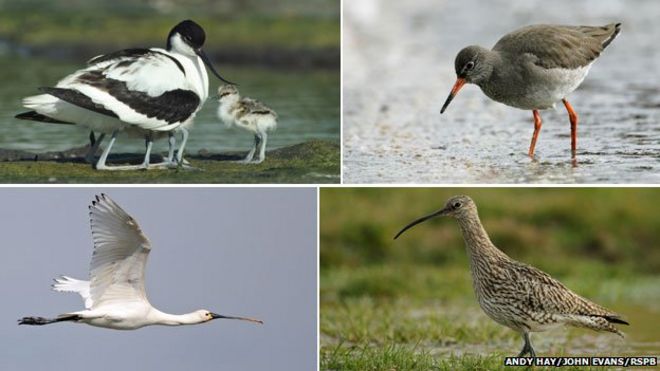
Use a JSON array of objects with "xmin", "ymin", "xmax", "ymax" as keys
[
  {"xmin": 0, "ymin": 140, "xmax": 340, "ymax": 184},
  {"xmin": 0, "ymin": 140, "xmax": 338, "ymax": 163}
]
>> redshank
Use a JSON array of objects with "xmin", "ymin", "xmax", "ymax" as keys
[{"xmin": 440, "ymin": 23, "xmax": 621, "ymax": 158}]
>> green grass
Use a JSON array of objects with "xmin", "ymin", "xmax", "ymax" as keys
[
  {"xmin": 320, "ymin": 188, "xmax": 660, "ymax": 273},
  {"xmin": 0, "ymin": 12, "xmax": 339, "ymax": 51},
  {"xmin": 320, "ymin": 188, "xmax": 660, "ymax": 369},
  {"xmin": 321, "ymin": 263, "xmax": 660, "ymax": 370},
  {"xmin": 0, "ymin": 140, "xmax": 339, "ymax": 183},
  {"xmin": 321, "ymin": 345, "xmax": 613, "ymax": 371}
]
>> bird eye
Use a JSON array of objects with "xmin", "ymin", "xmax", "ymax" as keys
[
  {"xmin": 453, "ymin": 202, "xmax": 462, "ymax": 209},
  {"xmin": 465, "ymin": 61, "xmax": 475, "ymax": 71}
]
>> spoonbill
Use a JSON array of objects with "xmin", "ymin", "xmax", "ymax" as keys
[
  {"xmin": 18, "ymin": 194, "xmax": 262, "ymax": 329},
  {"xmin": 15, "ymin": 19, "xmax": 235, "ymax": 170},
  {"xmin": 217, "ymin": 85, "xmax": 277, "ymax": 163}
]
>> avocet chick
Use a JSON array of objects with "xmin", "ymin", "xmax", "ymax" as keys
[{"xmin": 217, "ymin": 85, "xmax": 277, "ymax": 164}]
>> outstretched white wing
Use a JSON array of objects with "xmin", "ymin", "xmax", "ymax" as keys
[{"xmin": 88, "ymin": 194, "xmax": 152, "ymax": 309}]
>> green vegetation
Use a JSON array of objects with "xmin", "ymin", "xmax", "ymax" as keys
[
  {"xmin": 0, "ymin": 0, "xmax": 339, "ymax": 61},
  {"xmin": 0, "ymin": 13, "xmax": 339, "ymax": 51},
  {"xmin": 320, "ymin": 188, "xmax": 660, "ymax": 369},
  {"xmin": 0, "ymin": 140, "xmax": 339, "ymax": 183},
  {"xmin": 322, "ymin": 344, "xmax": 612, "ymax": 371}
]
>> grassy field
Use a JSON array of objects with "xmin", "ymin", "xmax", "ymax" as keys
[
  {"xmin": 320, "ymin": 188, "xmax": 660, "ymax": 369},
  {"xmin": 0, "ymin": 13, "xmax": 339, "ymax": 50},
  {"xmin": 0, "ymin": 140, "xmax": 339, "ymax": 183},
  {"xmin": 0, "ymin": 3, "xmax": 339, "ymax": 67}
]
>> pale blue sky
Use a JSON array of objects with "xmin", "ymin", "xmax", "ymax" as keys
[{"xmin": 0, "ymin": 188, "xmax": 317, "ymax": 371}]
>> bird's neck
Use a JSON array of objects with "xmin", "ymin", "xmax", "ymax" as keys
[
  {"xmin": 455, "ymin": 214, "xmax": 508, "ymax": 263},
  {"xmin": 474, "ymin": 48, "xmax": 501, "ymax": 87},
  {"xmin": 150, "ymin": 309, "xmax": 201, "ymax": 326},
  {"xmin": 221, "ymin": 95, "xmax": 240, "ymax": 111},
  {"xmin": 218, "ymin": 96, "xmax": 240, "ymax": 124},
  {"xmin": 168, "ymin": 50, "xmax": 209, "ymax": 102}
]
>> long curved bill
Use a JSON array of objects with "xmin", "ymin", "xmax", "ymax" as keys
[
  {"xmin": 211, "ymin": 313, "xmax": 263, "ymax": 324},
  {"xmin": 393, "ymin": 206, "xmax": 450, "ymax": 240},
  {"xmin": 440, "ymin": 77, "xmax": 466, "ymax": 114},
  {"xmin": 196, "ymin": 48, "xmax": 237, "ymax": 85}
]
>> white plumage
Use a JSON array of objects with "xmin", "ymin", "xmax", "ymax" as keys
[
  {"xmin": 52, "ymin": 276, "xmax": 92, "ymax": 309},
  {"xmin": 19, "ymin": 194, "xmax": 262, "ymax": 330}
]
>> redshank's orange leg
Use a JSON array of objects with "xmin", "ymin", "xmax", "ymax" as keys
[
  {"xmin": 562, "ymin": 99, "xmax": 578, "ymax": 158},
  {"xmin": 528, "ymin": 110, "xmax": 542, "ymax": 157}
]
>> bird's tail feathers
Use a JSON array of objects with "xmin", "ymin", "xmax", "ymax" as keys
[
  {"xmin": 602, "ymin": 22, "xmax": 622, "ymax": 49},
  {"xmin": 15, "ymin": 110, "xmax": 73, "ymax": 125},
  {"xmin": 22, "ymin": 93, "xmax": 59, "ymax": 111},
  {"xmin": 564, "ymin": 314, "xmax": 627, "ymax": 338},
  {"xmin": 603, "ymin": 314, "xmax": 629, "ymax": 326},
  {"xmin": 257, "ymin": 115, "xmax": 277, "ymax": 132}
]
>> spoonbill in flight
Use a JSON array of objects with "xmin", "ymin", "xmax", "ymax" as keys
[{"xmin": 18, "ymin": 194, "xmax": 262, "ymax": 329}]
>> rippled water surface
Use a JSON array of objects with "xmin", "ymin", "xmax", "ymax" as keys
[
  {"xmin": 343, "ymin": 0, "xmax": 660, "ymax": 183},
  {"xmin": 0, "ymin": 56, "xmax": 339, "ymax": 155}
]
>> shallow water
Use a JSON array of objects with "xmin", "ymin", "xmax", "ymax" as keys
[
  {"xmin": 0, "ymin": 55, "xmax": 339, "ymax": 155},
  {"xmin": 343, "ymin": 0, "xmax": 660, "ymax": 184}
]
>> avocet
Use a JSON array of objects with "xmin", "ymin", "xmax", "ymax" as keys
[{"xmin": 16, "ymin": 20, "xmax": 233, "ymax": 170}]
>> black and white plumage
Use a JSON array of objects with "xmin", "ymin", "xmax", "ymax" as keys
[
  {"xmin": 15, "ymin": 20, "xmax": 234, "ymax": 170},
  {"xmin": 217, "ymin": 85, "xmax": 277, "ymax": 164}
]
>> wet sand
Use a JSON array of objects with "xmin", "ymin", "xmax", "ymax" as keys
[{"xmin": 343, "ymin": 0, "xmax": 660, "ymax": 183}]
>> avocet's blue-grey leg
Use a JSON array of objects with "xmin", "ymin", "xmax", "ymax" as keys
[
  {"xmin": 257, "ymin": 131, "xmax": 267, "ymax": 163},
  {"xmin": 141, "ymin": 134, "xmax": 153, "ymax": 168},
  {"xmin": 146, "ymin": 132, "xmax": 177, "ymax": 169},
  {"xmin": 166, "ymin": 131, "xmax": 176, "ymax": 164},
  {"xmin": 175, "ymin": 127, "xmax": 189, "ymax": 164},
  {"xmin": 240, "ymin": 135, "xmax": 258, "ymax": 163},
  {"xmin": 95, "ymin": 130, "xmax": 118, "ymax": 170},
  {"xmin": 96, "ymin": 131, "xmax": 158, "ymax": 171},
  {"xmin": 85, "ymin": 131, "xmax": 105, "ymax": 164}
]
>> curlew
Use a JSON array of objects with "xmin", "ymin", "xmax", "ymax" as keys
[{"xmin": 394, "ymin": 195, "xmax": 628, "ymax": 357}]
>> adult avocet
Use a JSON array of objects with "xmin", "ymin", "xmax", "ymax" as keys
[
  {"xmin": 18, "ymin": 194, "xmax": 263, "ymax": 330},
  {"xmin": 217, "ymin": 85, "xmax": 277, "ymax": 164},
  {"xmin": 15, "ymin": 20, "xmax": 234, "ymax": 170}
]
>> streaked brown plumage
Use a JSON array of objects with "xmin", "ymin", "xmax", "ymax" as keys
[{"xmin": 394, "ymin": 195, "xmax": 628, "ymax": 357}]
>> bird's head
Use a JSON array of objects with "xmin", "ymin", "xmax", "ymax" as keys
[
  {"xmin": 196, "ymin": 309, "xmax": 263, "ymax": 325},
  {"xmin": 167, "ymin": 20, "xmax": 236, "ymax": 85},
  {"xmin": 394, "ymin": 195, "xmax": 476, "ymax": 239},
  {"xmin": 217, "ymin": 85, "xmax": 240, "ymax": 104},
  {"xmin": 441, "ymin": 45, "xmax": 492, "ymax": 114}
]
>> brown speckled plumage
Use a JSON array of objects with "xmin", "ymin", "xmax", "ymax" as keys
[{"xmin": 395, "ymin": 195, "xmax": 628, "ymax": 357}]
